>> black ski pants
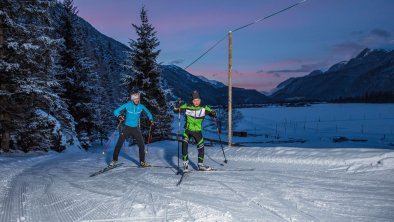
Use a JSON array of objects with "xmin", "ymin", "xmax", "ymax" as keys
[
  {"xmin": 113, "ymin": 126, "xmax": 145, "ymax": 163},
  {"xmin": 182, "ymin": 129, "xmax": 205, "ymax": 163}
]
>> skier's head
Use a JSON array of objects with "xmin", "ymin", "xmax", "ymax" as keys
[
  {"xmin": 130, "ymin": 92, "xmax": 140, "ymax": 104},
  {"xmin": 191, "ymin": 90, "xmax": 201, "ymax": 107}
]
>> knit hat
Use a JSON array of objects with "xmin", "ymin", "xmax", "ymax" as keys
[
  {"xmin": 130, "ymin": 92, "xmax": 140, "ymax": 100},
  {"xmin": 191, "ymin": 90, "xmax": 201, "ymax": 100}
]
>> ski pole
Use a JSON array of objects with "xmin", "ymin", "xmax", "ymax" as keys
[
  {"xmin": 146, "ymin": 123, "xmax": 152, "ymax": 154},
  {"xmin": 102, "ymin": 122, "xmax": 122, "ymax": 155},
  {"xmin": 176, "ymin": 100, "xmax": 182, "ymax": 174},
  {"xmin": 213, "ymin": 117, "xmax": 228, "ymax": 163}
]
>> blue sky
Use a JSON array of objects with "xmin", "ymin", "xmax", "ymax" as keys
[{"xmin": 74, "ymin": 0, "xmax": 394, "ymax": 92}]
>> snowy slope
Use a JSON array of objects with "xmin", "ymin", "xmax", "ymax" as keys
[
  {"xmin": 1, "ymin": 140, "xmax": 394, "ymax": 222},
  {"xmin": 271, "ymin": 48, "xmax": 394, "ymax": 101}
]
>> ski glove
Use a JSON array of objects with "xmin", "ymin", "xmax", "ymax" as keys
[
  {"xmin": 210, "ymin": 111, "xmax": 217, "ymax": 118},
  {"xmin": 118, "ymin": 115, "xmax": 125, "ymax": 122},
  {"xmin": 176, "ymin": 98, "xmax": 182, "ymax": 108}
]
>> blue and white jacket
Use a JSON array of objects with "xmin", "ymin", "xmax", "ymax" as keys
[{"xmin": 113, "ymin": 102, "xmax": 153, "ymax": 127}]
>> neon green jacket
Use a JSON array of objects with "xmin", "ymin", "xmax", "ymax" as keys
[{"xmin": 177, "ymin": 103, "xmax": 215, "ymax": 132}]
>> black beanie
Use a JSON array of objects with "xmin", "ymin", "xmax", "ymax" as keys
[{"xmin": 191, "ymin": 90, "xmax": 201, "ymax": 100}]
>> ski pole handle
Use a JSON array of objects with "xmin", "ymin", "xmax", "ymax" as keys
[{"xmin": 118, "ymin": 115, "xmax": 125, "ymax": 122}]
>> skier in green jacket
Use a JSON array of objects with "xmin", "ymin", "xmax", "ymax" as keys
[{"xmin": 175, "ymin": 90, "xmax": 216, "ymax": 172}]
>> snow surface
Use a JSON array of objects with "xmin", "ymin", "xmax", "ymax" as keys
[
  {"xmin": 1, "ymin": 104, "xmax": 394, "ymax": 221},
  {"xmin": 1, "ymin": 140, "xmax": 394, "ymax": 221},
  {"xmin": 204, "ymin": 104, "xmax": 394, "ymax": 149}
]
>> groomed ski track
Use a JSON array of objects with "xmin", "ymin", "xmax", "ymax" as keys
[{"xmin": 1, "ymin": 140, "xmax": 394, "ymax": 221}]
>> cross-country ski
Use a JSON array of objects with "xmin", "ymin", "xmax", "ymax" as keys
[
  {"xmin": 89, "ymin": 163, "xmax": 124, "ymax": 177},
  {"xmin": 176, "ymin": 171, "xmax": 190, "ymax": 186}
]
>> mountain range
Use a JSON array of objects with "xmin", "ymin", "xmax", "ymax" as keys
[
  {"xmin": 74, "ymin": 13, "xmax": 394, "ymax": 104},
  {"xmin": 161, "ymin": 65, "xmax": 268, "ymax": 105},
  {"xmin": 270, "ymin": 48, "xmax": 394, "ymax": 101}
]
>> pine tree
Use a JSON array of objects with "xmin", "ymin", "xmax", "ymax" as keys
[
  {"xmin": 91, "ymin": 57, "xmax": 114, "ymax": 145},
  {"xmin": 123, "ymin": 6, "xmax": 172, "ymax": 139},
  {"xmin": 0, "ymin": 0, "xmax": 70, "ymax": 152},
  {"xmin": 107, "ymin": 42, "xmax": 121, "ymax": 100},
  {"xmin": 58, "ymin": 0, "xmax": 96, "ymax": 149},
  {"xmin": 94, "ymin": 80, "xmax": 114, "ymax": 145}
]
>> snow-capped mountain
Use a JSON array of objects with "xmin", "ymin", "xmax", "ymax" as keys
[
  {"xmin": 50, "ymin": 5, "xmax": 394, "ymax": 106},
  {"xmin": 63, "ymin": 5, "xmax": 394, "ymax": 105},
  {"xmin": 271, "ymin": 48, "xmax": 394, "ymax": 101}
]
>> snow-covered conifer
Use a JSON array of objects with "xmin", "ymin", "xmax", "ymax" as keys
[{"xmin": 122, "ymin": 7, "xmax": 172, "ymax": 139}]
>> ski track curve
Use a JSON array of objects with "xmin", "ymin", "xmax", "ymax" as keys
[
  {"xmin": 1, "ymin": 143, "xmax": 394, "ymax": 221},
  {"xmin": 0, "ymin": 154, "xmax": 57, "ymax": 222}
]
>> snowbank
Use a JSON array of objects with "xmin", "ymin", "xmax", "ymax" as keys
[{"xmin": 208, "ymin": 146, "xmax": 394, "ymax": 172}]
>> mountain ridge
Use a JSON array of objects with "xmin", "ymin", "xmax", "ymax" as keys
[
  {"xmin": 70, "ymin": 9, "xmax": 393, "ymax": 104},
  {"xmin": 70, "ymin": 14, "xmax": 268, "ymax": 105},
  {"xmin": 270, "ymin": 48, "xmax": 394, "ymax": 101}
]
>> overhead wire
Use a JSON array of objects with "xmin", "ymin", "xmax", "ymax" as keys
[{"xmin": 184, "ymin": 0, "xmax": 307, "ymax": 69}]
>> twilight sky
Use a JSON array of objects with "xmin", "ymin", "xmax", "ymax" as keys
[{"xmin": 73, "ymin": 0, "xmax": 394, "ymax": 92}]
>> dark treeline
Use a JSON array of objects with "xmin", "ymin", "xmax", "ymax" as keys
[{"xmin": 333, "ymin": 91, "xmax": 394, "ymax": 103}]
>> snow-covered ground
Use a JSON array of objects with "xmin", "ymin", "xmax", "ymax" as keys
[
  {"xmin": 205, "ymin": 103, "xmax": 394, "ymax": 149},
  {"xmin": 1, "ymin": 104, "xmax": 394, "ymax": 221},
  {"xmin": 1, "ymin": 140, "xmax": 394, "ymax": 222}
]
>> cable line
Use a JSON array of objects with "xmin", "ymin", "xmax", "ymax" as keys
[{"xmin": 184, "ymin": 0, "xmax": 307, "ymax": 69}]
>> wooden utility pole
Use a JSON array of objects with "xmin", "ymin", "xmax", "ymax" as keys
[{"xmin": 228, "ymin": 31, "xmax": 232, "ymax": 147}]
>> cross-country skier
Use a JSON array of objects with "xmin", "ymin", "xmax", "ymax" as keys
[
  {"xmin": 175, "ymin": 90, "xmax": 216, "ymax": 172},
  {"xmin": 110, "ymin": 92, "xmax": 153, "ymax": 167}
]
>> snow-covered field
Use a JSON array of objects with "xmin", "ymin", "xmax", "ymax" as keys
[
  {"xmin": 209, "ymin": 103, "xmax": 394, "ymax": 149},
  {"xmin": 1, "ymin": 141, "xmax": 394, "ymax": 221},
  {"xmin": 1, "ymin": 104, "xmax": 394, "ymax": 221}
]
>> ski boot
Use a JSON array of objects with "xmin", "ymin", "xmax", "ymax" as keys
[
  {"xmin": 109, "ymin": 160, "xmax": 118, "ymax": 167},
  {"xmin": 183, "ymin": 160, "xmax": 190, "ymax": 173},
  {"xmin": 198, "ymin": 163, "xmax": 212, "ymax": 171},
  {"xmin": 140, "ymin": 161, "xmax": 151, "ymax": 168}
]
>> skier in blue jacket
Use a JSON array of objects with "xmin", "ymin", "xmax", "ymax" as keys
[{"xmin": 110, "ymin": 92, "xmax": 153, "ymax": 167}]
